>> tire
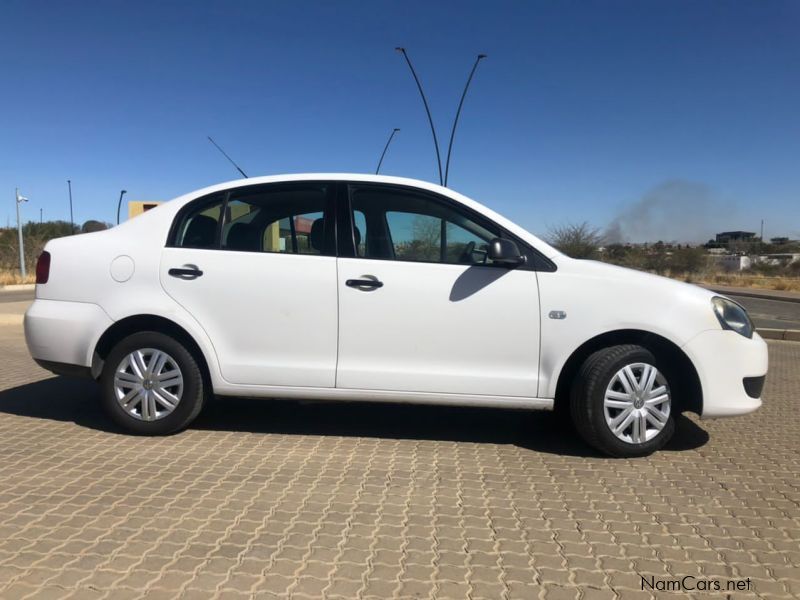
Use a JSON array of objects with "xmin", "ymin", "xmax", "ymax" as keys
[
  {"xmin": 100, "ymin": 331, "xmax": 207, "ymax": 435},
  {"xmin": 570, "ymin": 344, "xmax": 675, "ymax": 457}
]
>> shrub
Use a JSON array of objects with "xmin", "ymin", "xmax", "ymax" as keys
[{"xmin": 548, "ymin": 222, "xmax": 604, "ymax": 259}]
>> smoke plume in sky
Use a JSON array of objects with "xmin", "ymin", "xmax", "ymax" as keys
[{"xmin": 604, "ymin": 180, "xmax": 733, "ymax": 244}]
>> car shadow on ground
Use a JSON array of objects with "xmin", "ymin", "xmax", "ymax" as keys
[{"xmin": 0, "ymin": 376, "xmax": 709, "ymax": 457}]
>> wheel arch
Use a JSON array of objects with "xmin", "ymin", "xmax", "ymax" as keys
[
  {"xmin": 92, "ymin": 314, "xmax": 212, "ymax": 387},
  {"xmin": 553, "ymin": 329, "xmax": 703, "ymax": 417}
]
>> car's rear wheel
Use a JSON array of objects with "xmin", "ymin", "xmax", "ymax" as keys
[
  {"xmin": 101, "ymin": 331, "xmax": 206, "ymax": 435},
  {"xmin": 570, "ymin": 344, "xmax": 675, "ymax": 457}
]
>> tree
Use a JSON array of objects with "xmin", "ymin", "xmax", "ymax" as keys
[
  {"xmin": 670, "ymin": 247, "xmax": 707, "ymax": 274},
  {"xmin": 547, "ymin": 222, "xmax": 604, "ymax": 259},
  {"xmin": 643, "ymin": 247, "xmax": 668, "ymax": 274},
  {"xmin": 394, "ymin": 215, "xmax": 441, "ymax": 262},
  {"xmin": 2, "ymin": 221, "xmax": 75, "ymax": 274},
  {"xmin": 81, "ymin": 220, "xmax": 109, "ymax": 233}
]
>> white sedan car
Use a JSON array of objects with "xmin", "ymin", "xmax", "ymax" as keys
[{"xmin": 24, "ymin": 174, "xmax": 767, "ymax": 457}]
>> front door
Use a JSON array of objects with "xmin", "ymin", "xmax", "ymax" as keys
[
  {"xmin": 336, "ymin": 183, "xmax": 541, "ymax": 397},
  {"xmin": 160, "ymin": 182, "xmax": 338, "ymax": 387}
]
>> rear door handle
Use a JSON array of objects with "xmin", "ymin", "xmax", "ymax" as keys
[
  {"xmin": 168, "ymin": 265, "xmax": 203, "ymax": 280},
  {"xmin": 346, "ymin": 278, "xmax": 383, "ymax": 290}
]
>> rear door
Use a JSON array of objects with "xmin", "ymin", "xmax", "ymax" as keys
[{"xmin": 160, "ymin": 182, "xmax": 338, "ymax": 387}]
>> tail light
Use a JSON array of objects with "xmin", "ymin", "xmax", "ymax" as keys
[{"xmin": 36, "ymin": 251, "xmax": 51, "ymax": 284}]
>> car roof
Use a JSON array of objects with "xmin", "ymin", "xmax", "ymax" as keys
[{"xmin": 194, "ymin": 173, "xmax": 449, "ymax": 195}]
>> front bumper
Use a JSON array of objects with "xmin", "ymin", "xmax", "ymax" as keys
[
  {"xmin": 682, "ymin": 329, "xmax": 769, "ymax": 419},
  {"xmin": 24, "ymin": 299, "xmax": 113, "ymax": 369}
]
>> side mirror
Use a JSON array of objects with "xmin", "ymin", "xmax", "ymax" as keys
[{"xmin": 488, "ymin": 238, "xmax": 525, "ymax": 266}]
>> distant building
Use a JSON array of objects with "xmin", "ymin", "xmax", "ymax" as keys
[
  {"xmin": 770, "ymin": 237, "xmax": 790, "ymax": 245},
  {"xmin": 712, "ymin": 254, "xmax": 752, "ymax": 271},
  {"xmin": 128, "ymin": 201, "xmax": 162, "ymax": 219},
  {"xmin": 754, "ymin": 253, "xmax": 800, "ymax": 266},
  {"xmin": 715, "ymin": 231, "xmax": 756, "ymax": 244}
]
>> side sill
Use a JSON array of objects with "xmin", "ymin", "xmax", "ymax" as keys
[{"xmin": 214, "ymin": 384, "xmax": 555, "ymax": 411}]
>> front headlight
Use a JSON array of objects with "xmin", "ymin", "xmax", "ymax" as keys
[{"xmin": 711, "ymin": 296, "xmax": 754, "ymax": 338}]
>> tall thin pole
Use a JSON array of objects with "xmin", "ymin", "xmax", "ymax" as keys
[
  {"xmin": 15, "ymin": 188, "xmax": 27, "ymax": 278},
  {"xmin": 40, "ymin": 208, "xmax": 42, "ymax": 224},
  {"xmin": 396, "ymin": 47, "xmax": 443, "ymax": 185},
  {"xmin": 117, "ymin": 190, "xmax": 127, "ymax": 225},
  {"xmin": 375, "ymin": 128, "xmax": 400, "ymax": 174},
  {"xmin": 67, "ymin": 179, "xmax": 74, "ymax": 234},
  {"xmin": 444, "ymin": 54, "xmax": 487, "ymax": 187}
]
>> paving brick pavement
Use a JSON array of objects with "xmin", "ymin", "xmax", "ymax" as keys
[{"xmin": 0, "ymin": 323, "xmax": 798, "ymax": 599}]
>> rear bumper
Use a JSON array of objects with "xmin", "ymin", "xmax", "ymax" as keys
[
  {"xmin": 682, "ymin": 329, "xmax": 769, "ymax": 419},
  {"xmin": 24, "ymin": 299, "xmax": 113, "ymax": 370}
]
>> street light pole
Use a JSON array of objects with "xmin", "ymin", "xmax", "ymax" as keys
[
  {"xmin": 15, "ymin": 188, "xmax": 29, "ymax": 278},
  {"xmin": 444, "ymin": 54, "xmax": 487, "ymax": 187},
  {"xmin": 375, "ymin": 128, "xmax": 400, "ymax": 174},
  {"xmin": 396, "ymin": 47, "xmax": 443, "ymax": 186},
  {"xmin": 67, "ymin": 179, "xmax": 74, "ymax": 234},
  {"xmin": 116, "ymin": 190, "xmax": 127, "ymax": 225}
]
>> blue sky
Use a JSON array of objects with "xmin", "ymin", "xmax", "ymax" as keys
[{"xmin": 1, "ymin": 0, "xmax": 798, "ymax": 242}]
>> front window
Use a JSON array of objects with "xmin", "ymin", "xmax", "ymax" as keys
[
  {"xmin": 350, "ymin": 185, "xmax": 499, "ymax": 265},
  {"xmin": 353, "ymin": 209, "xmax": 368, "ymax": 257}
]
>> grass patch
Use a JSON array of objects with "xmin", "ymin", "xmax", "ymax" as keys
[{"xmin": 0, "ymin": 271, "xmax": 35, "ymax": 286}]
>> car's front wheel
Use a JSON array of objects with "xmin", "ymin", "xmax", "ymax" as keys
[
  {"xmin": 100, "ymin": 331, "xmax": 206, "ymax": 435},
  {"xmin": 570, "ymin": 344, "xmax": 675, "ymax": 457}
]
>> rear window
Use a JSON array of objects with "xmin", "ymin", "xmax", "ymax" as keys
[
  {"xmin": 173, "ymin": 195, "xmax": 224, "ymax": 249},
  {"xmin": 169, "ymin": 184, "xmax": 333, "ymax": 255},
  {"xmin": 220, "ymin": 185, "xmax": 330, "ymax": 254}
]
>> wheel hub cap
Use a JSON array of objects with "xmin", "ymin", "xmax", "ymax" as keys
[
  {"xmin": 603, "ymin": 362, "xmax": 671, "ymax": 445},
  {"xmin": 113, "ymin": 348, "xmax": 184, "ymax": 421}
]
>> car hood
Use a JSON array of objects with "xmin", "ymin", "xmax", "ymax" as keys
[{"xmin": 565, "ymin": 259, "xmax": 717, "ymax": 303}]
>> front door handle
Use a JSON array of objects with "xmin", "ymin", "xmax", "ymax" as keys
[
  {"xmin": 168, "ymin": 265, "xmax": 203, "ymax": 280},
  {"xmin": 346, "ymin": 278, "xmax": 383, "ymax": 290}
]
